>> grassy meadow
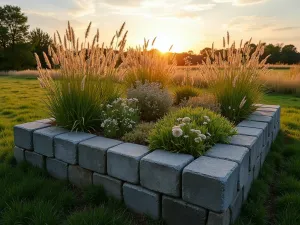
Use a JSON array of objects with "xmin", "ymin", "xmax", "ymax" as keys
[{"xmin": 0, "ymin": 75, "xmax": 300, "ymax": 224}]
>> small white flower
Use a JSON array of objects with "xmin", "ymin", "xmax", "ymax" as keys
[
  {"xmin": 195, "ymin": 130, "xmax": 202, "ymax": 135},
  {"xmin": 107, "ymin": 104, "xmax": 112, "ymax": 108},
  {"xmin": 172, "ymin": 127, "xmax": 183, "ymax": 137},
  {"xmin": 182, "ymin": 117, "xmax": 191, "ymax": 123},
  {"xmin": 199, "ymin": 134, "xmax": 206, "ymax": 140},
  {"xmin": 228, "ymin": 106, "xmax": 231, "ymax": 110},
  {"xmin": 203, "ymin": 122, "xmax": 208, "ymax": 125},
  {"xmin": 177, "ymin": 118, "xmax": 183, "ymax": 122},
  {"xmin": 179, "ymin": 123, "xmax": 186, "ymax": 127},
  {"xmin": 207, "ymin": 132, "xmax": 211, "ymax": 137},
  {"xmin": 184, "ymin": 135, "xmax": 189, "ymax": 138},
  {"xmin": 194, "ymin": 137, "xmax": 202, "ymax": 143},
  {"xmin": 204, "ymin": 116, "xmax": 209, "ymax": 120},
  {"xmin": 190, "ymin": 129, "xmax": 196, "ymax": 132},
  {"xmin": 206, "ymin": 118, "xmax": 211, "ymax": 122}
]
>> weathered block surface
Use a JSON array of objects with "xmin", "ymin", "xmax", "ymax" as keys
[
  {"xmin": 162, "ymin": 196, "xmax": 207, "ymax": 225},
  {"xmin": 247, "ymin": 115, "xmax": 273, "ymax": 138},
  {"xmin": 123, "ymin": 183, "xmax": 160, "ymax": 219},
  {"xmin": 207, "ymin": 210, "xmax": 230, "ymax": 225},
  {"xmin": 205, "ymin": 144, "xmax": 249, "ymax": 190},
  {"xmin": 236, "ymin": 126, "xmax": 264, "ymax": 149},
  {"xmin": 79, "ymin": 137, "xmax": 122, "ymax": 174},
  {"xmin": 140, "ymin": 150, "xmax": 194, "ymax": 197},
  {"xmin": 35, "ymin": 118, "xmax": 55, "ymax": 124},
  {"xmin": 14, "ymin": 122, "xmax": 51, "ymax": 150},
  {"xmin": 229, "ymin": 135, "xmax": 258, "ymax": 169},
  {"xmin": 14, "ymin": 146, "xmax": 25, "ymax": 163},
  {"xmin": 107, "ymin": 143, "xmax": 149, "ymax": 183},
  {"xmin": 243, "ymin": 170, "xmax": 254, "ymax": 202},
  {"xmin": 183, "ymin": 156, "xmax": 239, "ymax": 212},
  {"xmin": 33, "ymin": 126, "xmax": 68, "ymax": 157},
  {"xmin": 93, "ymin": 173, "xmax": 123, "ymax": 200},
  {"xmin": 230, "ymin": 191, "xmax": 243, "ymax": 223},
  {"xmin": 253, "ymin": 155, "xmax": 261, "ymax": 179},
  {"xmin": 54, "ymin": 132, "xmax": 96, "ymax": 164},
  {"xmin": 46, "ymin": 158, "xmax": 68, "ymax": 180},
  {"xmin": 25, "ymin": 151, "xmax": 44, "ymax": 168},
  {"xmin": 238, "ymin": 120, "xmax": 268, "ymax": 148},
  {"xmin": 68, "ymin": 165, "xmax": 92, "ymax": 187}
]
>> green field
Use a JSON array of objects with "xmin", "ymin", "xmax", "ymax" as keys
[{"xmin": 0, "ymin": 76, "xmax": 300, "ymax": 225}]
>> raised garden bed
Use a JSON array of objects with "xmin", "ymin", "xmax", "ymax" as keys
[{"xmin": 13, "ymin": 104, "xmax": 280, "ymax": 225}]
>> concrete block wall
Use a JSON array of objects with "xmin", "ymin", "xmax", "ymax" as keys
[{"xmin": 13, "ymin": 104, "xmax": 280, "ymax": 225}]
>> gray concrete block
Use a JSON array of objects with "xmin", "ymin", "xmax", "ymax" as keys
[
  {"xmin": 123, "ymin": 183, "xmax": 160, "ymax": 219},
  {"xmin": 79, "ymin": 136, "xmax": 122, "ymax": 174},
  {"xmin": 236, "ymin": 126, "xmax": 264, "ymax": 152},
  {"xmin": 230, "ymin": 191, "xmax": 243, "ymax": 223},
  {"xmin": 247, "ymin": 115, "xmax": 273, "ymax": 138},
  {"xmin": 162, "ymin": 196, "xmax": 207, "ymax": 225},
  {"xmin": 258, "ymin": 104, "xmax": 280, "ymax": 109},
  {"xmin": 253, "ymin": 155, "xmax": 261, "ymax": 179},
  {"xmin": 14, "ymin": 146, "xmax": 25, "ymax": 163},
  {"xmin": 182, "ymin": 156, "xmax": 239, "ymax": 212},
  {"xmin": 205, "ymin": 144, "xmax": 250, "ymax": 190},
  {"xmin": 35, "ymin": 118, "xmax": 55, "ymax": 124},
  {"xmin": 68, "ymin": 165, "xmax": 92, "ymax": 187},
  {"xmin": 14, "ymin": 122, "xmax": 51, "ymax": 150},
  {"xmin": 93, "ymin": 173, "xmax": 123, "ymax": 200},
  {"xmin": 207, "ymin": 209, "xmax": 230, "ymax": 225},
  {"xmin": 253, "ymin": 110, "xmax": 276, "ymax": 118},
  {"xmin": 33, "ymin": 126, "xmax": 68, "ymax": 157},
  {"xmin": 229, "ymin": 135, "xmax": 258, "ymax": 169},
  {"xmin": 243, "ymin": 170, "xmax": 254, "ymax": 202},
  {"xmin": 54, "ymin": 132, "xmax": 96, "ymax": 164},
  {"xmin": 25, "ymin": 151, "xmax": 45, "ymax": 169},
  {"xmin": 107, "ymin": 143, "xmax": 149, "ymax": 184},
  {"xmin": 140, "ymin": 150, "xmax": 194, "ymax": 197},
  {"xmin": 237, "ymin": 120, "xmax": 268, "ymax": 148},
  {"xmin": 46, "ymin": 158, "xmax": 68, "ymax": 180}
]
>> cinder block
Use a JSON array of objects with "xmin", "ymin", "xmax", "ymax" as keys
[
  {"xmin": 237, "ymin": 120, "xmax": 268, "ymax": 148},
  {"xmin": 205, "ymin": 144, "xmax": 249, "ymax": 190},
  {"xmin": 230, "ymin": 191, "xmax": 243, "ymax": 223},
  {"xmin": 182, "ymin": 156, "xmax": 239, "ymax": 212},
  {"xmin": 33, "ymin": 126, "xmax": 68, "ymax": 157},
  {"xmin": 93, "ymin": 173, "xmax": 123, "ymax": 200},
  {"xmin": 107, "ymin": 143, "xmax": 149, "ymax": 184},
  {"xmin": 46, "ymin": 158, "xmax": 68, "ymax": 180},
  {"xmin": 14, "ymin": 146, "xmax": 25, "ymax": 163},
  {"xmin": 25, "ymin": 151, "xmax": 45, "ymax": 169},
  {"xmin": 162, "ymin": 196, "xmax": 207, "ymax": 225},
  {"xmin": 247, "ymin": 115, "xmax": 273, "ymax": 138},
  {"xmin": 229, "ymin": 135, "xmax": 258, "ymax": 169},
  {"xmin": 236, "ymin": 126, "xmax": 264, "ymax": 150},
  {"xmin": 79, "ymin": 137, "xmax": 122, "ymax": 174},
  {"xmin": 68, "ymin": 165, "xmax": 92, "ymax": 187},
  {"xmin": 140, "ymin": 150, "xmax": 194, "ymax": 197},
  {"xmin": 54, "ymin": 132, "xmax": 96, "ymax": 164},
  {"xmin": 14, "ymin": 122, "xmax": 51, "ymax": 150},
  {"xmin": 207, "ymin": 209, "xmax": 230, "ymax": 225},
  {"xmin": 243, "ymin": 170, "xmax": 254, "ymax": 202},
  {"xmin": 253, "ymin": 155, "xmax": 261, "ymax": 179},
  {"xmin": 35, "ymin": 118, "xmax": 55, "ymax": 124},
  {"xmin": 123, "ymin": 183, "xmax": 160, "ymax": 219}
]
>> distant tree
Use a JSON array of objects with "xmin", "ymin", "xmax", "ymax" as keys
[
  {"xmin": 281, "ymin": 45, "xmax": 299, "ymax": 64},
  {"xmin": 29, "ymin": 28, "xmax": 52, "ymax": 53}
]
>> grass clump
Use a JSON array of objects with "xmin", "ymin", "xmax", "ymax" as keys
[
  {"xmin": 35, "ymin": 22, "xmax": 127, "ymax": 132},
  {"xmin": 149, "ymin": 107, "xmax": 236, "ymax": 156},
  {"xmin": 199, "ymin": 33, "xmax": 268, "ymax": 123},
  {"xmin": 127, "ymin": 82, "xmax": 173, "ymax": 121},
  {"xmin": 122, "ymin": 38, "xmax": 176, "ymax": 88},
  {"xmin": 122, "ymin": 122, "xmax": 155, "ymax": 145},
  {"xmin": 173, "ymin": 85, "xmax": 200, "ymax": 105}
]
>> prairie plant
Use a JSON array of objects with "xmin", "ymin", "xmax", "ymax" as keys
[
  {"xmin": 199, "ymin": 33, "xmax": 270, "ymax": 123},
  {"xmin": 35, "ymin": 21, "xmax": 127, "ymax": 132},
  {"xmin": 122, "ymin": 38, "xmax": 177, "ymax": 88}
]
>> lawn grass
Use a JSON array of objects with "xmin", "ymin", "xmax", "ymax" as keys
[{"xmin": 0, "ymin": 76, "xmax": 300, "ymax": 224}]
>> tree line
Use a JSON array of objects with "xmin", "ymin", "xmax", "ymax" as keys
[{"xmin": 0, "ymin": 5, "xmax": 299, "ymax": 71}]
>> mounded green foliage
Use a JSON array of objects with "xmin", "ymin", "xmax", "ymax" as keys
[
  {"xmin": 173, "ymin": 86, "xmax": 200, "ymax": 105},
  {"xmin": 121, "ymin": 122, "xmax": 155, "ymax": 145},
  {"xmin": 149, "ymin": 107, "xmax": 236, "ymax": 156},
  {"xmin": 127, "ymin": 82, "xmax": 173, "ymax": 121}
]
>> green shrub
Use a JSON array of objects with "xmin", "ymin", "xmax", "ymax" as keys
[
  {"xmin": 101, "ymin": 98, "xmax": 140, "ymax": 138},
  {"xmin": 122, "ymin": 122, "xmax": 155, "ymax": 145},
  {"xmin": 149, "ymin": 107, "xmax": 236, "ymax": 156},
  {"xmin": 173, "ymin": 86, "xmax": 200, "ymax": 105},
  {"xmin": 127, "ymin": 82, "xmax": 173, "ymax": 121},
  {"xmin": 179, "ymin": 93, "xmax": 221, "ymax": 113}
]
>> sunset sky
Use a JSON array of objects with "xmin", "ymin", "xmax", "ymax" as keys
[{"xmin": 0, "ymin": 0, "xmax": 299, "ymax": 53}]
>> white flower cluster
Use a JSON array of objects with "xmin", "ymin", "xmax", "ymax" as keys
[{"xmin": 172, "ymin": 116, "xmax": 212, "ymax": 143}]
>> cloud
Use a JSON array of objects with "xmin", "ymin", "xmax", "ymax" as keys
[
  {"xmin": 224, "ymin": 16, "xmax": 276, "ymax": 31},
  {"xmin": 213, "ymin": 0, "xmax": 269, "ymax": 5},
  {"xmin": 102, "ymin": 0, "xmax": 141, "ymax": 6},
  {"xmin": 272, "ymin": 26, "xmax": 300, "ymax": 31}
]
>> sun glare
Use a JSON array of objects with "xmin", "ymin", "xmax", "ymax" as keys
[{"xmin": 154, "ymin": 34, "xmax": 182, "ymax": 53}]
